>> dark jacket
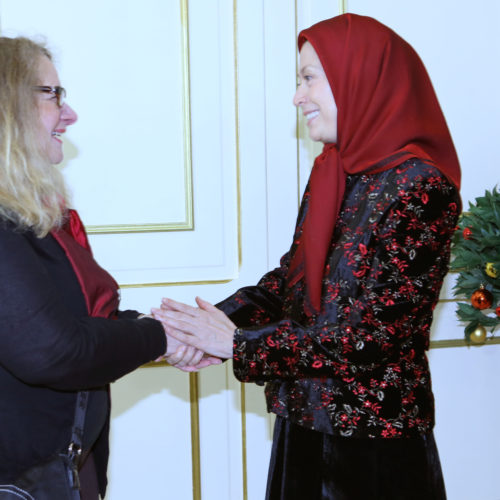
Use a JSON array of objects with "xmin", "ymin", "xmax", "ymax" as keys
[
  {"xmin": 0, "ymin": 221, "xmax": 166, "ymax": 495},
  {"xmin": 218, "ymin": 160, "xmax": 460, "ymax": 438}
]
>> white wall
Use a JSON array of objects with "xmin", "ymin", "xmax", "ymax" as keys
[{"xmin": 1, "ymin": 1, "xmax": 499, "ymax": 498}]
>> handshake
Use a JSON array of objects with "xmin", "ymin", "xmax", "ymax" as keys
[{"xmin": 150, "ymin": 297, "xmax": 236, "ymax": 372}]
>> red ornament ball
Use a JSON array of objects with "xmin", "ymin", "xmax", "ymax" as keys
[
  {"xmin": 471, "ymin": 287, "xmax": 493, "ymax": 310},
  {"xmin": 463, "ymin": 227, "xmax": 473, "ymax": 239},
  {"xmin": 496, "ymin": 305, "xmax": 500, "ymax": 317}
]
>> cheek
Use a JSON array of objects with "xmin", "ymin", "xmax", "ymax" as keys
[{"xmin": 39, "ymin": 107, "xmax": 60, "ymax": 134}]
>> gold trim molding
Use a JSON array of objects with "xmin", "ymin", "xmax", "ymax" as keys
[
  {"xmin": 190, "ymin": 372, "xmax": 201, "ymax": 500},
  {"xmin": 119, "ymin": 278, "xmax": 233, "ymax": 289},
  {"xmin": 241, "ymin": 381, "xmax": 248, "ymax": 500},
  {"xmin": 430, "ymin": 336, "xmax": 500, "ymax": 349},
  {"xmin": 116, "ymin": 0, "xmax": 242, "ymax": 289},
  {"xmin": 86, "ymin": 0, "xmax": 193, "ymax": 235}
]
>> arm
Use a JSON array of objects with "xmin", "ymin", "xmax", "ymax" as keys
[
  {"xmin": 154, "ymin": 170, "xmax": 459, "ymax": 381},
  {"xmin": 0, "ymin": 226, "xmax": 166, "ymax": 390},
  {"xmin": 156, "ymin": 173, "xmax": 459, "ymax": 380},
  {"xmin": 216, "ymin": 251, "xmax": 290, "ymax": 326},
  {"xmin": 232, "ymin": 174, "xmax": 460, "ymax": 381}
]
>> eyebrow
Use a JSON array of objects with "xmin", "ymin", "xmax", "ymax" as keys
[{"xmin": 299, "ymin": 64, "xmax": 319, "ymax": 75}]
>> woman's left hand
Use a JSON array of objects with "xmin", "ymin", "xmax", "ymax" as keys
[
  {"xmin": 151, "ymin": 297, "xmax": 235, "ymax": 359},
  {"xmin": 163, "ymin": 344, "xmax": 222, "ymax": 372}
]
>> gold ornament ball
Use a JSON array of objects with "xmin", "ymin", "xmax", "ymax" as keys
[
  {"xmin": 469, "ymin": 325, "xmax": 487, "ymax": 344},
  {"xmin": 485, "ymin": 262, "xmax": 498, "ymax": 278}
]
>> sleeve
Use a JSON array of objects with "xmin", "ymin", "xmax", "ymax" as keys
[
  {"xmin": 116, "ymin": 309, "xmax": 142, "ymax": 320},
  {"xmin": 216, "ymin": 251, "xmax": 291, "ymax": 326},
  {"xmin": 231, "ymin": 176, "xmax": 460, "ymax": 382},
  {"xmin": 0, "ymin": 227, "xmax": 166, "ymax": 390}
]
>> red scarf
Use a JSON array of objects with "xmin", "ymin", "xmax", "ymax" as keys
[
  {"xmin": 288, "ymin": 14, "xmax": 461, "ymax": 315},
  {"xmin": 51, "ymin": 209, "xmax": 119, "ymax": 318}
]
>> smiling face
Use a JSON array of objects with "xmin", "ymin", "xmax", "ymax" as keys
[
  {"xmin": 293, "ymin": 41, "xmax": 338, "ymax": 144},
  {"xmin": 36, "ymin": 55, "xmax": 77, "ymax": 164}
]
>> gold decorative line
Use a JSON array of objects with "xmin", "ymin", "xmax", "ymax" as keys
[
  {"xmin": 181, "ymin": 0, "xmax": 194, "ymax": 232},
  {"xmin": 234, "ymin": 0, "xmax": 242, "ymax": 269},
  {"xmin": 430, "ymin": 337, "xmax": 500, "ymax": 349},
  {"xmin": 190, "ymin": 372, "xmax": 201, "ymax": 500},
  {"xmin": 87, "ymin": 0, "xmax": 193, "ymax": 235},
  {"xmin": 240, "ymin": 382, "xmax": 248, "ymax": 500},
  {"xmin": 86, "ymin": 222, "xmax": 192, "ymax": 234},
  {"xmin": 142, "ymin": 360, "xmax": 169, "ymax": 368},
  {"xmin": 234, "ymin": 4, "xmax": 247, "ymax": 499},
  {"xmin": 119, "ymin": 278, "xmax": 233, "ymax": 289},
  {"xmin": 295, "ymin": 0, "xmax": 301, "ymax": 208}
]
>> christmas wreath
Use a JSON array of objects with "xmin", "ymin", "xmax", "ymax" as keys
[{"xmin": 449, "ymin": 187, "xmax": 500, "ymax": 343}]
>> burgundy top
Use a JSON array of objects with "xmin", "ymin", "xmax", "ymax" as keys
[{"xmin": 51, "ymin": 209, "xmax": 119, "ymax": 319}]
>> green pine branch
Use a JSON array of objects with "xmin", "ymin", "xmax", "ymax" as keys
[{"xmin": 450, "ymin": 187, "xmax": 500, "ymax": 339}]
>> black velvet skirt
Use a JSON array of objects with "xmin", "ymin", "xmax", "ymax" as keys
[{"xmin": 266, "ymin": 416, "xmax": 446, "ymax": 500}]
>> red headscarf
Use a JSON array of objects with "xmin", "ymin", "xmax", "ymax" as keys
[{"xmin": 288, "ymin": 14, "xmax": 461, "ymax": 314}]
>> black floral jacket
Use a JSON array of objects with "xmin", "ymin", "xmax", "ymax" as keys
[{"xmin": 218, "ymin": 159, "xmax": 460, "ymax": 438}]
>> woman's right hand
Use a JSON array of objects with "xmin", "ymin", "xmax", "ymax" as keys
[
  {"xmin": 159, "ymin": 328, "xmax": 222, "ymax": 372},
  {"xmin": 152, "ymin": 296, "xmax": 235, "ymax": 359}
]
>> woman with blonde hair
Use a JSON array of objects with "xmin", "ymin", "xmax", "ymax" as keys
[{"xmin": 0, "ymin": 36, "xmax": 207, "ymax": 499}]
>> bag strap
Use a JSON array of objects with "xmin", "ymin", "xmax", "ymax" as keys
[{"xmin": 66, "ymin": 391, "xmax": 89, "ymax": 491}]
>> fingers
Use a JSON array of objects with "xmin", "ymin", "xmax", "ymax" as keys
[
  {"xmin": 195, "ymin": 296, "xmax": 217, "ymax": 311},
  {"xmin": 161, "ymin": 297, "xmax": 198, "ymax": 316},
  {"xmin": 186, "ymin": 347, "xmax": 205, "ymax": 367},
  {"xmin": 151, "ymin": 308, "xmax": 201, "ymax": 338},
  {"xmin": 176, "ymin": 355, "xmax": 223, "ymax": 372},
  {"xmin": 165, "ymin": 344, "xmax": 187, "ymax": 365},
  {"xmin": 152, "ymin": 300, "xmax": 234, "ymax": 359},
  {"xmin": 161, "ymin": 297, "xmax": 220, "ymax": 326},
  {"xmin": 166, "ymin": 343, "xmax": 204, "ymax": 367},
  {"xmin": 169, "ymin": 328, "xmax": 202, "ymax": 350},
  {"xmin": 195, "ymin": 297, "xmax": 237, "ymax": 330},
  {"xmin": 202, "ymin": 355, "xmax": 223, "ymax": 366}
]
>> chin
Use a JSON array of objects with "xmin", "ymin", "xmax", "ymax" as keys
[
  {"xmin": 49, "ymin": 151, "xmax": 64, "ymax": 165},
  {"xmin": 308, "ymin": 132, "xmax": 321, "ymax": 142}
]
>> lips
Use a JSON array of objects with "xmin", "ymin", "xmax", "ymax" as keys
[
  {"xmin": 304, "ymin": 110, "xmax": 320, "ymax": 125},
  {"xmin": 51, "ymin": 129, "xmax": 65, "ymax": 143}
]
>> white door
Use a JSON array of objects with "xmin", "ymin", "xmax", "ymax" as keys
[{"xmin": 2, "ymin": 1, "xmax": 499, "ymax": 499}]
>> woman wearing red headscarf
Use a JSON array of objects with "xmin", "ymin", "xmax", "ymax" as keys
[{"xmin": 154, "ymin": 14, "xmax": 460, "ymax": 499}]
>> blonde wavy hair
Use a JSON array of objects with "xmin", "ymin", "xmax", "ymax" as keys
[{"xmin": 0, "ymin": 36, "xmax": 69, "ymax": 237}]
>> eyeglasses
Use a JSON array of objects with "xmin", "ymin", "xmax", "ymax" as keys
[{"xmin": 33, "ymin": 85, "xmax": 66, "ymax": 107}]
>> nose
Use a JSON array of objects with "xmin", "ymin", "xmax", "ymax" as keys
[
  {"xmin": 293, "ymin": 84, "xmax": 306, "ymax": 107},
  {"xmin": 61, "ymin": 103, "xmax": 78, "ymax": 126}
]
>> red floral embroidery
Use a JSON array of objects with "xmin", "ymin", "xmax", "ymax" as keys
[{"xmin": 223, "ymin": 160, "xmax": 460, "ymax": 438}]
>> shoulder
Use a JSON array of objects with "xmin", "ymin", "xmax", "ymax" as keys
[
  {"xmin": 346, "ymin": 159, "xmax": 459, "ymax": 204},
  {"xmin": 341, "ymin": 159, "xmax": 460, "ymax": 233},
  {"xmin": 378, "ymin": 159, "xmax": 457, "ymax": 194},
  {"xmin": 0, "ymin": 219, "xmax": 53, "ymax": 264},
  {"xmin": 0, "ymin": 218, "xmax": 29, "ymax": 247}
]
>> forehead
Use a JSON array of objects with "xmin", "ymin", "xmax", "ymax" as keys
[
  {"xmin": 36, "ymin": 55, "xmax": 60, "ymax": 85},
  {"xmin": 299, "ymin": 41, "xmax": 322, "ymax": 69}
]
